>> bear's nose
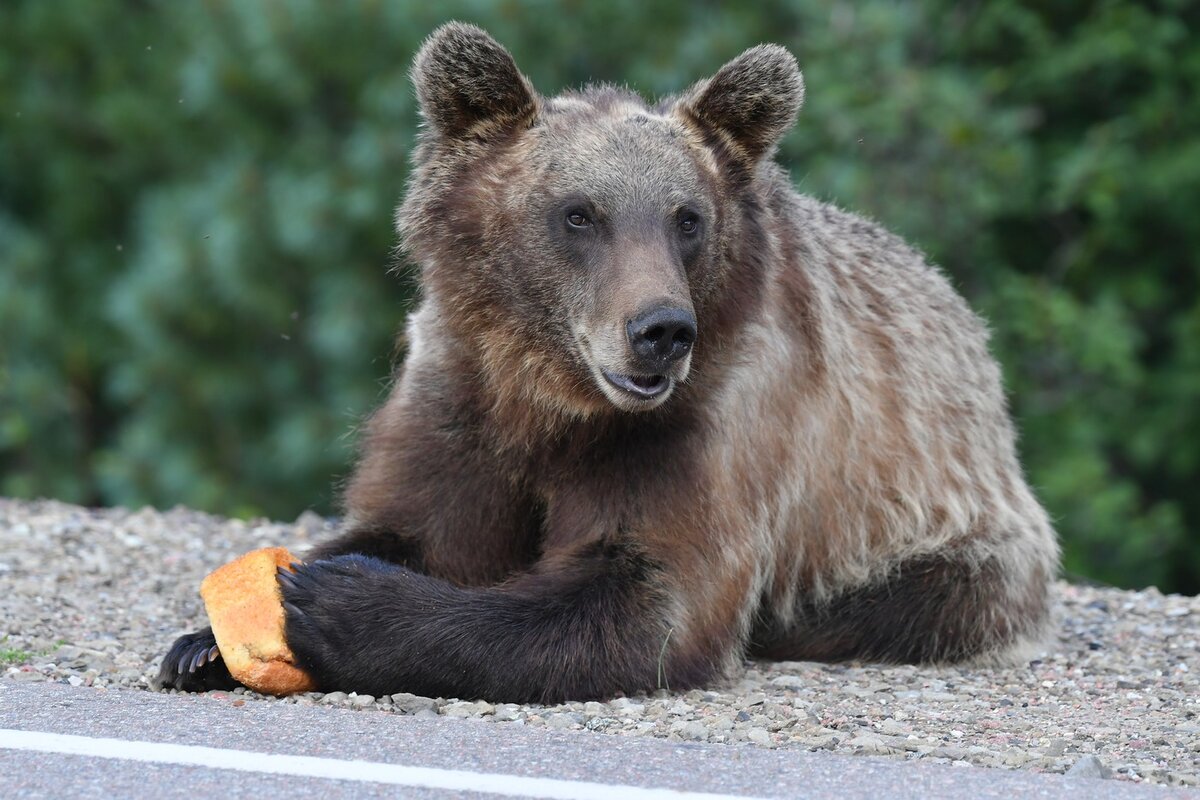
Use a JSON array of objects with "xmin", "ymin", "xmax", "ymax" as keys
[{"xmin": 626, "ymin": 306, "xmax": 697, "ymax": 366}]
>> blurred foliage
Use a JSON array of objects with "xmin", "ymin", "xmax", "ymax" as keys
[{"xmin": 1, "ymin": 1, "xmax": 1196, "ymax": 592}]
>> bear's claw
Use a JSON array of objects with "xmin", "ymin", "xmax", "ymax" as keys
[
  {"xmin": 276, "ymin": 565, "xmax": 299, "ymax": 590},
  {"xmin": 155, "ymin": 627, "xmax": 240, "ymax": 692}
]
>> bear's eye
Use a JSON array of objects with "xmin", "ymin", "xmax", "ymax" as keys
[
  {"xmin": 679, "ymin": 213, "xmax": 700, "ymax": 235},
  {"xmin": 566, "ymin": 210, "xmax": 591, "ymax": 229}
]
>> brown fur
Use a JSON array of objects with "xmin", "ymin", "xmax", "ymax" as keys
[{"xmin": 157, "ymin": 23, "xmax": 1058, "ymax": 702}]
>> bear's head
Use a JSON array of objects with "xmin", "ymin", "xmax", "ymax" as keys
[{"xmin": 399, "ymin": 23, "xmax": 803, "ymax": 421}]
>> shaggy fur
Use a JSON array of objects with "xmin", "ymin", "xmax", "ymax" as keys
[{"xmin": 157, "ymin": 23, "xmax": 1059, "ymax": 702}]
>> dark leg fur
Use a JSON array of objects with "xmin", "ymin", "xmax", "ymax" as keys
[
  {"xmin": 279, "ymin": 541, "xmax": 706, "ymax": 703},
  {"xmin": 307, "ymin": 524, "xmax": 426, "ymax": 570},
  {"xmin": 751, "ymin": 554, "xmax": 1046, "ymax": 664}
]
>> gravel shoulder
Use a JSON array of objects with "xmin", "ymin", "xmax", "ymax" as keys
[{"xmin": 2, "ymin": 498, "xmax": 1197, "ymax": 789}]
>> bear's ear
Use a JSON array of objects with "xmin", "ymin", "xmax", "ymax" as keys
[
  {"xmin": 411, "ymin": 23, "xmax": 539, "ymax": 139},
  {"xmin": 676, "ymin": 44, "xmax": 804, "ymax": 167}
]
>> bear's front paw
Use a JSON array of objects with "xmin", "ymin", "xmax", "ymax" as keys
[
  {"xmin": 153, "ymin": 626, "xmax": 240, "ymax": 693},
  {"xmin": 277, "ymin": 555, "xmax": 391, "ymax": 686}
]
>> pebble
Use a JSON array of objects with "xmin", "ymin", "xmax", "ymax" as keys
[
  {"xmin": 546, "ymin": 713, "xmax": 582, "ymax": 730},
  {"xmin": 391, "ymin": 693, "xmax": 439, "ymax": 715},
  {"xmin": 443, "ymin": 700, "xmax": 493, "ymax": 718},
  {"xmin": 1066, "ymin": 755, "xmax": 1113, "ymax": 780},
  {"xmin": 738, "ymin": 693, "xmax": 767, "ymax": 709},
  {"xmin": 8, "ymin": 670, "xmax": 46, "ymax": 683},
  {"xmin": 348, "ymin": 693, "xmax": 375, "ymax": 709},
  {"xmin": 848, "ymin": 734, "xmax": 896, "ymax": 755},
  {"xmin": 1043, "ymin": 739, "xmax": 1069, "ymax": 757},
  {"xmin": 747, "ymin": 728, "xmax": 774, "ymax": 747},
  {"xmin": 492, "ymin": 704, "xmax": 522, "ymax": 722},
  {"xmin": 1, "ymin": 498, "xmax": 1197, "ymax": 788}
]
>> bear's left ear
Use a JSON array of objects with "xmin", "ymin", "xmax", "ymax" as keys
[
  {"xmin": 411, "ymin": 23, "xmax": 540, "ymax": 139},
  {"xmin": 676, "ymin": 44, "xmax": 804, "ymax": 168}
]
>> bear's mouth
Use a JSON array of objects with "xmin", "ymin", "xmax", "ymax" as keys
[{"xmin": 602, "ymin": 371, "xmax": 672, "ymax": 399}]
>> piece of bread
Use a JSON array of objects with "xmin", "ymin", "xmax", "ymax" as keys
[{"xmin": 200, "ymin": 547, "xmax": 316, "ymax": 695}]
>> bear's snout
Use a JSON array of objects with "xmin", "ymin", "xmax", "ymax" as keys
[{"xmin": 626, "ymin": 305, "xmax": 696, "ymax": 368}]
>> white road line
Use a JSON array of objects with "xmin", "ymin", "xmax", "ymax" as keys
[{"xmin": 0, "ymin": 728, "xmax": 766, "ymax": 800}]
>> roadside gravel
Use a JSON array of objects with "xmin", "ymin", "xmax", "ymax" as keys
[{"xmin": 2, "ymin": 498, "xmax": 1197, "ymax": 788}]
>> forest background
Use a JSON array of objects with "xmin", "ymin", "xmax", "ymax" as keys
[{"xmin": 3, "ymin": 1, "xmax": 1197, "ymax": 592}]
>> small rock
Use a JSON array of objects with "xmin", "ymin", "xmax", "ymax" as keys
[
  {"xmin": 443, "ymin": 700, "xmax": 491, "ymax": 718},
  {"xmin": 804, "ymin": 732, "xmax": 841, "ymax": 751},
  {"xmin": 667, "ymin": 700, "xmax": 694, "ymax": 716},
  {"xmin": 493, "ymin": 704, "xmax": 522, "ymax": 722},
  {"xmin": 679, "ymin": 721, "xmax": 708, "ymax": 741},
  {"xmin": 747, "ymin": 728, "xmax": 772, "ymax": 746},
  {"xmin": 848, "ymin": 734, "xmax": 895, "ymax": 754},
  {"xmin": 320, "ymin": 691, "xmax": 348, "ymax": 705},
  {"xmin": 738, "ymin": 693, "xmax": 767, "ymax": 709},
  {"xmin": 348, "ymin": 694, "xmax": 375, "ymax": 709},
  {"xmin": 391, "ymin": 693, "xmax": 439, "ymax": 715},
  {"xmin": 931, "ymin": 746, "xmax": 970, "ymax": 760},
  {"xmin": 1066, "ymin": 755, "xmax": 1112, "ymax": 780},
  {"xmin": 1044, "ymin": 739, "xmax": 1069, "ymax": 757},
  {"xmin": 546, "ymin": 713, "xmax": 582, "ymax": 730},
  {"xmin": 9, "ymin": 671, "xmax": 46, "ymax": 683}
]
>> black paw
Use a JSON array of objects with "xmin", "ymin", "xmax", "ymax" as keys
[
  {"xmin": 153, "ymin": 626, "xmax": 240, "ymax": 692},
  {"xmin": 277, "ymin": 555, "xmax": 395, "ymax": 688}
]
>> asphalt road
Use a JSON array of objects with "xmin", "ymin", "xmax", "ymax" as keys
[{"xmin": 0, "ymin": 682, "xmax": 1191, "ymax": 799}]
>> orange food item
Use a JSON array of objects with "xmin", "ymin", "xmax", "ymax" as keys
[{"xmin": 200, "ymin": 547, "xmax": 316, "ymax": 695}]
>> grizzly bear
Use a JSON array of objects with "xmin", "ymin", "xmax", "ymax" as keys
[{"xmin": 156, "ymin": 23, "xmax": 1059, "ymax": 702}]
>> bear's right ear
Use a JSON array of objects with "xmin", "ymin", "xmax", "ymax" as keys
[
  {"xmin": 676, "ymin": 44, "xmax": 804, "ymax": 169},
  {"xmin": 411, "ymin": 23, "xmax": 539, "ymax": 139}
]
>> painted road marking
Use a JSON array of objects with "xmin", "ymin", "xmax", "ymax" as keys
[{"xmin": 0, "ymin": 728, "xmax": 768, "ymax": 800}]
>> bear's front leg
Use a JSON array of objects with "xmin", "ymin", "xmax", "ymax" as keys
[{"xmin": 277, "ymin": 541, "xmax": 722, "ymax": 703}]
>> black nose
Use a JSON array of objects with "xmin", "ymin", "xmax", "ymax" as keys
[{"xmin": 626, "ymin": 306, "xmax": 697, "ymax": 366}]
